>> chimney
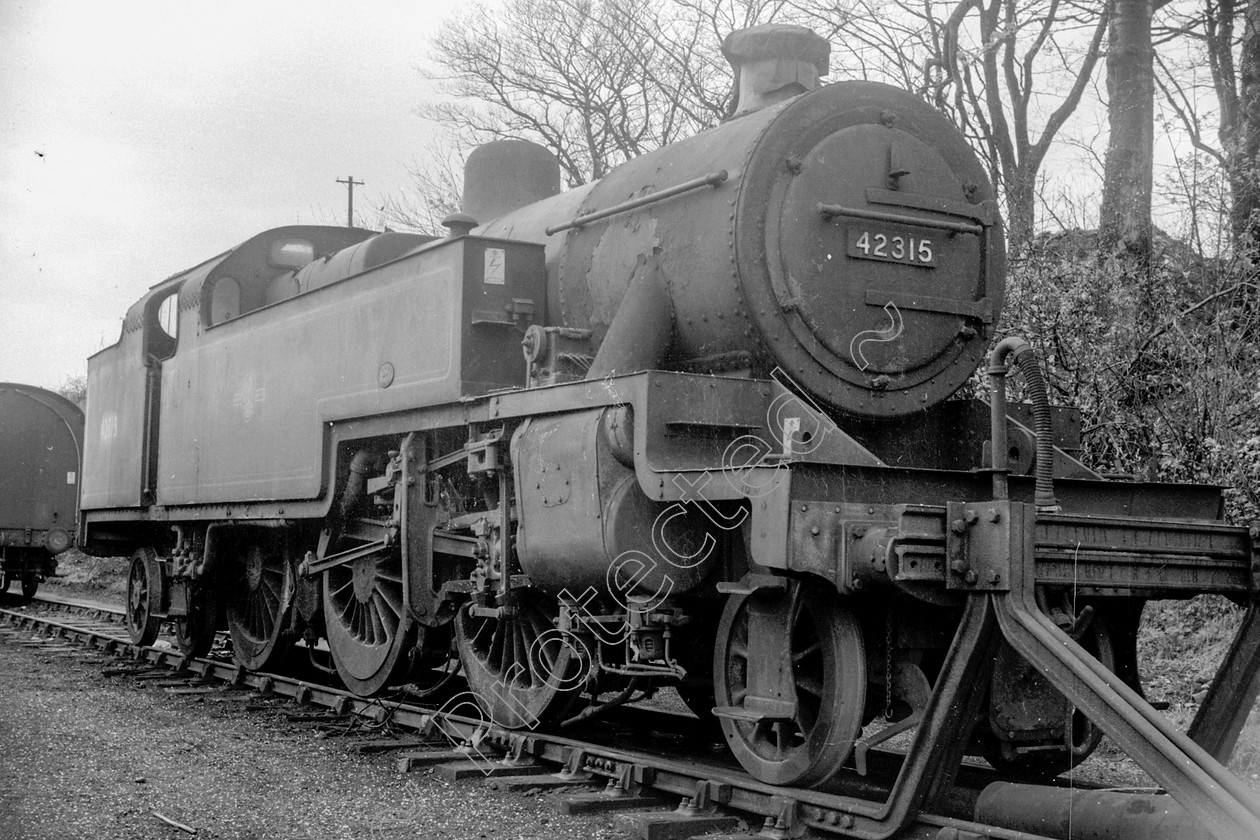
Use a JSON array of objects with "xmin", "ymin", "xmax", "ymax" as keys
[
  {"xmin": 441, "ymin": 212, "xmax": 478, "ymax": 239},
  {"xmin": 722, "ymin": 24, "xmax": 830, "ymax": 116}
]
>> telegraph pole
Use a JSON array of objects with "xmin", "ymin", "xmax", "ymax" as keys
[{"xmin": 335, "ymin": 175, "xmax": 364, "ymax": 227}]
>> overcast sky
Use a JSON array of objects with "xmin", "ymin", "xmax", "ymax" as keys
[{"xmin": 1, "ymin": 1, "xmax": 453, "ymax": 391}]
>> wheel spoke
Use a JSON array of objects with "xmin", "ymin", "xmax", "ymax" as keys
[
  {"xmin": 788, "ymin": 590, "xmax": 803, "ymax": 630},
  {"xmin": 795, "ymin": 701, "xmax": 817, "ymax": 733},
  {"xmin": 792, "ymin": 640, "xmax": 821, "ymax": 664},
  {"xmin": 372, "ymin": 589, "xmax": 398, "ymax": 633},
  {"xmin": 260, "ymin": 584, "xmax": 280, "ymax": 613},
  {"xmin": 375, "ymin": 582, "xmax": 403, "ymax": 620},
  {"xmin": 328, "ymin": 575, "xmax": 354, "ymax": 602},
  {"xmin": 520, "ymin": 615, "xmax": 545, "ymax": 673},
  {"xmin": 367, "ymin": 596, "xmax": 389, "ymax": 645},
  {"xmin": 795, "ymin": 674, "xmax": 824, "ymax": 698},
  {"xmin": 773, "ymin": 721, "xmax": 790, "ymax": 758},
  {"xmin": 486, "ymin": 618, "xmax": 507, "ymax": 671},
  {"xmin": 375, "ymin": 567, "xmax": 404, "ymax": 584},
  {"xmin": 358, "ymin": 601, "xmax": 372, "ymax": 643},
  {"xmin": 259, "ymin": 598, "xmax": 274, "ymax": 638},
  {"xmin": 512, "ymin": 622, "xmax": 530, "ymax": 687}
]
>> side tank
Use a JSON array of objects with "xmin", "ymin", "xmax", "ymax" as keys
[{"xmin": 477, "ymin": 27, "xmax": 1004, "ymax": 419}]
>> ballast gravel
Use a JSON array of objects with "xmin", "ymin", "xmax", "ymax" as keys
[{"xmin": 0, "ymin": 632, "xmax": 632, "ymax": 840}]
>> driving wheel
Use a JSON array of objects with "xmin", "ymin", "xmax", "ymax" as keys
[
  {"xmin": 714, "ymin": 584, "xmax": 866, "ymax": 787},
  {"xmin": 225, "ymin": 534, "xmax": 294, "ymax": 670},
  {"xmin": 323, "ymin": 548, "xmax": 414, "ymax": 695},
  {"xmin": 455, "ymin": 590, "xmax": 587, "ymax": 729}
]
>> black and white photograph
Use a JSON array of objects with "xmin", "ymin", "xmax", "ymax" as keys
[{"xmin": 2, "ymin": 1, "xmax": 1258, "ymax": 838}]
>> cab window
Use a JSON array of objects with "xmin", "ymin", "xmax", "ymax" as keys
[{"xmin": 145, "ymin": 288, "xmax": 180, "ymax": 361}]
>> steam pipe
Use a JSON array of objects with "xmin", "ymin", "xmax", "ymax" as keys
[
  {"xmin": 988, "ymin": 337, "xmax": 1059, "ymax": 511},
  {"xmin": 586, "ymin": 266, "xmax": 674, "ymax": 379},
  {"xmin": 339, "ymin": 450, "xmax": 375, "ymax": 521}
]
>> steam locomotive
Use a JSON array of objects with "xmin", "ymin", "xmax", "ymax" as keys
[
  {"xmin": 77, "ymin": 23, "xmax": 1260, "ymax": 836},
  {"xmin": 1, "ymin": 383, "xmax": 83, "ymax": 600}
]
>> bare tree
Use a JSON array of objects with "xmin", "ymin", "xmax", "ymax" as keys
[
  {"xmin": 375, "ymin": 136, "xmax": 467, "ymax": 235},
  {"xmin": 930, "ymin": 0, "xmax": 1110, "ymax": 253},
  {"xmin": 798, "ymin": 0, "xmax": 949, "ymax": 90},
  {"xmin": 57, "ymin": 375, "xmax": 87, "ymax": 412},
  {"xmin": 794, "ymin": 0, "xmax": 1109, "ymax": 253},
  {"xmin": 1156, "ymin": 0, "xmax": 1260, "ymax": 248},
  {"xmin": 403, "ymin": 0, "xmax": 844, "ymax": 227},
  {"xmin": 423, "ymin": 0, "xmax": 749, "ymax": 187},
  {"xmin": 416, "ymin": 0, "xmax": 1110, "ymax": 254}
]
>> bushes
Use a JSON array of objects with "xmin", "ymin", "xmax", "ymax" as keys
[
  {"xmin": 48, "ymin": 549, "xmax": 128, "ymax": 597},
  {"xmin": 1138, "ymin": 596, "xmax": 1260, "ymax": 779},
  {"xmin": 1002, "ymin": 231, "xmax": 1259, "ymax": 523},
  {"xmin": 1000, "ymin": 233, "xmax": 1260, "ymax": 779}
]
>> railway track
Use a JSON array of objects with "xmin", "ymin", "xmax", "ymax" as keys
[{"xmin": 0, "ymin": 594, "xmax": 1189, "ymax": 840}]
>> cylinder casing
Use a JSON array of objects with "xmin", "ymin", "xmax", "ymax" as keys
[{"xmin": 511, "ymin": 409, "xmax": 715, "ymax": 597}]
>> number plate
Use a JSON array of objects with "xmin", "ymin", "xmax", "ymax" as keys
[{"xmin": 846, "ymin": 226, "xmax": 937, "ymax": 267}]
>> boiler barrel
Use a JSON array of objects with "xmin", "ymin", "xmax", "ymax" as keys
[{"xmin": 478, "ymin": 81, "xmax": 1004, "ymax": 418}]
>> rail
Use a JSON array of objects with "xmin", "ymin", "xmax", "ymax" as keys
[
  {"xmin": 545, "ymin": 171, "xmax": 729, "ymax": 235},
  {"xmin": 1, "ymin": 596, "xmax": 1064, "ymax": 840}
]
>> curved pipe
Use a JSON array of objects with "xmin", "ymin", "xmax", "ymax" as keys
[
  {"xmin": 988, "ymin": 337, "xmax": 1058, "ymax": 511},
  {"xmin": 560, "ymin": 676, "xmax": 646, "ymax": 727},
  {"xmin": 339, "ymin": 450, "xmax": 375, "ymax": 521},
  {"xmin": 200, "ymin": 523, "xmax": 225, "ymax": 580}
]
